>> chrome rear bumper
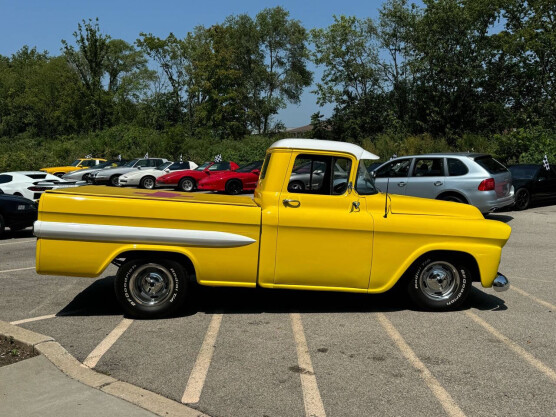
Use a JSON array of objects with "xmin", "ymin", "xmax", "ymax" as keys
[{"xmin": 492, "ymin": 273, "xmax": 510, "ymax": 292}]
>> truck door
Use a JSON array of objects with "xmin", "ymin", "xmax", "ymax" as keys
[{"xmin": 275, "ymin": 153, "xmax": 374, "ymax": 291}]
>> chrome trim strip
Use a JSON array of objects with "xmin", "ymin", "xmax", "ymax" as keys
[{"xmin": 33, "ymin": 221, "xmax": 256, "ymax": 248}]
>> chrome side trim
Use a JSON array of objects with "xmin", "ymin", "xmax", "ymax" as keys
[
  {"xmin": 492, "ymin": 273, "xmax": 510, "ymax": 292},
  {"xmin": 33, "ymin": 221, "xmax": 256, "ymax": 248}
]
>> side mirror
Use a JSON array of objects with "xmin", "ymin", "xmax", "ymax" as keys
[
  {"xmin": 370, "ymin": 171, "xmax": 377, "ymax": 179},
  {"xmin": 252, "ymin": 169, "xmax": 260, "ymax": 175},
  {"xmin": 164, "ymin": 168, "xmax": 170, "ymax": 173},
  {"xmin": 137, "ymin": 166, "xmax": 142, "ymax": 170}
]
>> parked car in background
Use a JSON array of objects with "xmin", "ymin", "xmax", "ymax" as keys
[
  {"xmin": 119, "ymin": 161, "xmax": 198, "ymax": 189},
  {"xmin": 373, "ymin": 153, "xmax": 515, "ymax": 214},
  {"xmin": 62, "ymin": 160, "xmax": 125, "ymax": 182},
  {"xmin": 0, "ymin": 171, "xmax": 64, "ymax": 200},
  {"xmin": 91, "ymin": 158, "xmax": 167, "ymax": 186},
  {"xmin": 27, "ymin": 179, "xmax": 86, "ymax": 200},
  {"xmin": 508, "ymin": 164, "xmax": 556, "ymax": 210},
  {"xmin": 198, "ymin": 161, "xmax": 263, "ymax": 194},
  {"xmin": 0, "ymin": 190, "xmax": 37, "ymax": 234},
  {"xmin": 41, "ymin": 158, "xmax": 107, "ymax": 177},
  {"xmin": 157, "ymin": 161, "xmax": 240, "ymax": 192}
]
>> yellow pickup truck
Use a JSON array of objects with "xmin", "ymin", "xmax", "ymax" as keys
[{"xmin": 34, "ymin": 139, "xmax": 511, "ymax": 318}]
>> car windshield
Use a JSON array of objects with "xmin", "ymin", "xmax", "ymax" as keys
[
  {"xmin": 509, "ymin": 165, "xmax": 538, "ymax": 180},
  {"xmin": 124, "ymin": 159, "xmax": 139, "ymax": 167},
  {"xmin": 157, "ymin": 162, "xmax": 173, "ymax": 170},
  {"xmin": 195, "ymin": 162, "xmax": 211, "ymax": 171},
  {"xmin": 70, "ymin": 160, "xmax": 81, "ymax": 167},
  {"xmin": 355, "ymin": 160, "xmax": 378, "ymax": 195},
  {"xmin": 237, "ymin": 161, "xmax": 263, "ymax": 173}
]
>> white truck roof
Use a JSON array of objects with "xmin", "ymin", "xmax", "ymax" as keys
[{"xmin": 269, "ymin": 138, "xmax": 379, "ymax": 160}]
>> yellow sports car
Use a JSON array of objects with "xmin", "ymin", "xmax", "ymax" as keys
[
  {"xmin": 41, "ymin": 158, "xmax": 107, "ymax": 177},
  {"xmin": 34, "ymin": 139, "xmax": 511, "ymax": 319}
]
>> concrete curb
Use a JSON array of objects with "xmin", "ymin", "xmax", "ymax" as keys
[{"xmin": 0, "ymin": 320, "xmax": 210, "ymax": 417}]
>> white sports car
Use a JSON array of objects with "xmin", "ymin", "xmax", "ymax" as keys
[
  {"xmin": 118, "ymin": 161, "xmax": 198, "ymax": 189},
  {"xmin": 0, "ymin": 171, "xmax": 65, "ymax": 200}
]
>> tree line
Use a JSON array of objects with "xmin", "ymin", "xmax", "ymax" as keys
[{"xmin": 0, "ymin": 1, "xmax": 554, "ymax": 160}]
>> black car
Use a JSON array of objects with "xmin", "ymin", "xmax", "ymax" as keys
[
  {"xmin": 0, "ymin": 189, "xmax": 38, "ymax": 234},
  {"xmin": 508, "ymin": 164, "xmax": 556, "ymax": 210}
]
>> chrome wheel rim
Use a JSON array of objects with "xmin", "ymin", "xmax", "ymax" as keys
[
  {"xmin": 129, "ymin": 263, "xmax": 174, "ymax": 306},
  {"xmin": 419, "ymin": 261, "xmax": 460, "ymax": 301},
  {"xmin": 515, "ymin": 190, "xmax": 528, "ymax": 209},
  {"xmin": 182, "ymin": 179, "xmax": 193, "ymax": 191},
  {"xmin": 111, "ymin": 176, "xmax": 120, "ymax": 186},
  {"xmin": 143, "ymin": 178, "xmax": 155, "ymax": 189}
]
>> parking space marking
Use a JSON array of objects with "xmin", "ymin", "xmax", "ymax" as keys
[
  {"xmin": 0, "ymin": 266, "xmax": 35, "ymax": 274},
  {"xmin": 181, "ymin": 313, "xmax": 223, "ymax": 404},
  {"xmin": 377, "ymin": 313, "xmax": 466, "ymax": 417},
  {"xmin": 290, "ymin": 313, "xmax": 326, "ymax": 417},
  {"xmin": 465, "ymin": 311, "xmax": 556, "ymax": 383},
  {"xmin": 511, "ymin": 285, "xmax": 556, "ymax": 310},
  {"xmin": 83, "ymin": 318, "xmax": 134, "ymax": 369},
  {"xmin": 0, "ymin": 239, "xmax": 36, "ymax": 247},
  {"xmin": 10, "ymin": 314, "xmax": 56, "ymax": 325}
]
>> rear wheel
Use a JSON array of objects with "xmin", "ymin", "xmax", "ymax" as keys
[
  {"xmin": 438, "ymin": 193, "xmax": 466, "ymax": 204},
  {"xmin": 140, "ymin": 176, "xmax": 156, "ymax": 189},
  {"xmin": 110, "ymin": 175, "xmax": 121, "ymax": 187},
  {"xmin": 514, "ymin": 188, "xmax": 530, "ymax": 211},
  {"xmin": 178, "ymin": 177, "xmax": 195, "ymax": 192},
  {"xmin": 407, "ymin": 256, "xmax": 472, "ymax": 310},
  {"xmin": 0, "ymin": 214, "xmax": 5, "ymax": 235},
  {"xmin": 114, "ymin": 258, "xmax": 188, "ymax": 319},
  {"xmin": 54, "ymin": 172, "xmax": 64, "ymax": 178},
  {"xmin": 225, "ymin": 179, "xmax": 243, "ymax": 195}
]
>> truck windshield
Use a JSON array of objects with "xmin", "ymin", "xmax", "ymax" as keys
[{"xmin": 356, "ymin": 160, "xmax": 378, "ymax": 195}]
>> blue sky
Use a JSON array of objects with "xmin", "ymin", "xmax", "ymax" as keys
[{"xmin": 0, "ymin": 0, "xmax": 390, "ymax": 128}]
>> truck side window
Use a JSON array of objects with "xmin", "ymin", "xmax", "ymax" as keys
[{"xmin": 288, "ymin": 154, "xmax": 351, "ymax": 195}]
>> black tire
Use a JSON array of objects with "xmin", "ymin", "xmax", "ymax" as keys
[
  {"xmin": 225, "ymin": 179, "xmax": 243, "ymax": 195},
  {"xmin": 288, "ymin": 180, "xmax": 304, "ymax": 192},
  {"xmin": 140, "ymin": 176, "xmax": 156, "ymax": 189},
  {"xmin": 82, "ymin": 173, "xmax": 90, "ymax": 181},
  {"xmin": 407, "ymin": 256, "xmax": 472, "ymax": 311},
  {"xmin": 514, "ymin": 188, "xmax": 530, "ymax": 211},
  {"xmin": 438, "ymin": 194, "xmax": 466, "ymax": 204},
  {"xmin": 178, "ymin": 177, "xmax": 196, "ymax": 192},
  {"xmin": 0, "ymin": 214, "xmax": 5, "ymax": 235},
  {"xmin": 114, "ymin": 258, "xmax": 188, "ymax": 319},
  {"xmin": 54, "ymin": 172, "xmax": 64, "ymax": 178},
  {"xmin": 110, "ymin": 175, "xmax": 121, "ymax": 187}
]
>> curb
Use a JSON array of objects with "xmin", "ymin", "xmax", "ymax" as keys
[{"xmin": 0, "ymin": 320, "xmax": 210, "ymax": 417}]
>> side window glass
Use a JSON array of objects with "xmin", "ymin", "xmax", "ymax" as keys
[
  {"xmin": 413, "ymin": 158, "xmax": 444, "ymax": 177},
  {"xmin": 447, "ymin": 158, "xmax": 469, "ymax": 176},
  {"xmin": 375, "ymin": 159, "xmax": 411, "ymax": 178},
  {"xmin": 288, "ymin": 154, "xmax": 351, "ymax": 195},
  {"xmin": 0, "ymin": 174, "xmax": 13, "ymax": 184},
  {"xmin": 136, "ymin": 160, "xmax": 149, "ymax": 167}
]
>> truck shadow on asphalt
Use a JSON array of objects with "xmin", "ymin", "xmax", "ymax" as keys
[
  {"xmin": 56, "ymin": 275, "xmax": 507, "ymax": 318},
  {"xmin": 0, "ymin": 228, "xmax": 34, "ymax": 241}
]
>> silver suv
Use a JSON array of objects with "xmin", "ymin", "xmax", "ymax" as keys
[{"xmin": 373, "ymin": 153, "xmax": 515, "ymax": 214}]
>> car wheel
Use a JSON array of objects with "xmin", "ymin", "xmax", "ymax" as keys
[
  {"xmin": 225, "ymin": 180, "xmax": 243, "ymax": 195},
  {"xmin": 140, "ymin": 176, "xmax": 156, "ymax": 189},
  {"xmin": 178, "ymin": 177, "xmax": 195, "ymax": 192},
  {"xmin": 438, "ymin": 194, "xmax": 466, "ymax": 204},
  {"xmin": 407, "ymin": 256, "xmax": 472, "ymax": 311},
  {"xmin": 110, "ymin": 175, "xmax": 121, "ymax": 187},
  {"xmin": 514, "ymin": 188, "xmax": 530, "ymax": 211},
  {"xmin": 54, "ymin": 172, "xmax": 64, "ymax": 178},
  {"xmin": 82, "ymin": 173, "xmax": 90, "ymax": 181},
  {"xmin": 288, "ymin": 181, "xmax": 304, "ymax": 192},
  {"xmin": 0, "ymin": 214, "xmax": 5, "ymax": 235},
  {"xmin": 114, "ymin": 258, "xmax": 188, "ymax": 319}
]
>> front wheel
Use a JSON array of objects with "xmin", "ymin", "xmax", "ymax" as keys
[
  {"xmin": 225, "ymin": 180, "xmax": 243, "ymax": 195},
  {"xmin": 407, "ymin": 256, "xmax": 472, "ymax": 310},
  {"xmin": 514, "ymin": 188, "xmax": 530, "ymax": 211},
  {"xmin": 114, "ymin": 258, "xmax": 188, "ymax": 319},
  {"xmin": 110, "ymin": 175, "xmax": 121, "ymax": 187},
  {"xmin": 178, "ymin": 177, "xmax": 195, "ymax": 192},
  {"xmin": 140, "ymin": 176, "xmax": 156, "ymax": 189}
]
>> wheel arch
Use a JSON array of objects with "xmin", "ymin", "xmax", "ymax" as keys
[
  {"xmin": 401, "ymin": 250, "xmax": 480, "ymax": 283},
  {"xmin": 436, "ymin": 191, "xmax": 469, "ymax": 204}
]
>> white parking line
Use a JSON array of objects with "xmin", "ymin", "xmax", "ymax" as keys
[
  {"xmin": 377, "ymin": 313, "xmax": 466, "ymax": 417},
  {"xmin": 10, "ymin": 314, "xmax": 57, "ymax": 325},
  {"xmin": 290, "ymin": 313, "xmax": 326, "ymax": 417},
  {"xmin": 511, "ymin": 285, "xmax": 556, "ymax": 310},
  {"xmin": 465, "ymin": 311, "xmax": 556, "ymax": 383},
  {"xmin": 0, "ymin": 239, "xmax": 36, "ymax": 247},
  {"xmin": 181, "ymin": 314, "xmax": 223, "ymax": 404},
  {"xmin": 83, "ymin": 318, "xmax": 134, "ymax": 368},
  {"xmin": 0, "ymin": 266, "xmax": 35, "ymax": 274}
]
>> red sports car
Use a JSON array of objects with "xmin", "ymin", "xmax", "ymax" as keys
[
  {"xmin": 197, "ymin": 161, "xmax": 263, "ymax": 194},
  {"xmin": 156, "ymin": 161, "xmax": 239, "ymax": 192}
]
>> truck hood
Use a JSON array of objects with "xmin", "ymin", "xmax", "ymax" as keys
[
  {"xmin": 386, "ymin": 194, "xmax": 484, "ymax": 219},
  {"xmin": 43, "ymin": 186, "xmax": 258, "ymax": 207}
]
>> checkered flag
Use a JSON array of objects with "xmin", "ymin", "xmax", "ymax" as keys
[
  {"xmin": 214, "ymin": 154, "xmax": 222, "ymax": 163},
  {"xmin": 144, "ymin": 152, "xmax": 149, "ymax": 159},
  {"xmin": 85, "ymin": 154, "xmax": 92, "ymax": 159},
  {"xmin": 543, "ymin": 154, "xmax": 550, "ymax": 171},
  {"xmin": 179, "ymin": 154, "xmax": 183, "ymax": 163},
  {"xmin": 118, "ymin": 154, "xmax": 122, "ymax": 161}
]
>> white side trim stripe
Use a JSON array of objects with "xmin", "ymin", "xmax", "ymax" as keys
[{"xmin": 34, "ymin": 221, "xmax": 256, "ymax": 248}]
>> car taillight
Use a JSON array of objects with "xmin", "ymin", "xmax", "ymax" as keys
[
  {"xmin": 478, "ymin": 178, "xmax": 495, "ymax": 191},
  {"xmin": 28, "ymin": 186, "xmax": 48, "ymax": 191}
]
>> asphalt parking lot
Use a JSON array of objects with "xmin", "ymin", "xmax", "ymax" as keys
[{"xmin": 0, "ymin": 205, "xmax": 555, "ymax": 417}]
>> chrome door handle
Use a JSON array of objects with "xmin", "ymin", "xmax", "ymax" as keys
[
  {"xmin": 397, "ymin": 182, "xmax": 406, "ymax": 187},
  {"xmin": 434, "ymin": 181, "xmax": 443, "ymax": 186},
  {"xmin": 283, "ymin": 199, "xmax": 301, "ymax": 208}
]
